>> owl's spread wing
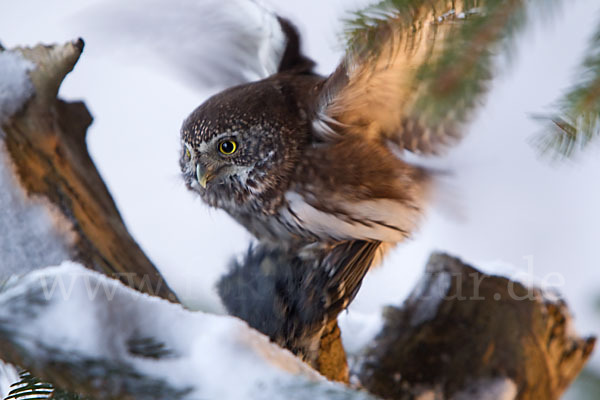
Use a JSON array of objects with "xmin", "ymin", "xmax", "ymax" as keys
[
  {"xmin": 313, "ymin": 4, "xmax": 465, "ymax": 155},
  {"xmin": 79, "ymin": 0, "xmax": 313, "ymax": 89}
]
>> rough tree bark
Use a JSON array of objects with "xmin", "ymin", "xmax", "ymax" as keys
[
  {"xmin": 0, "ymin": 41, "xmax": 595, "ymax": 399},
  {"xmin": 1, "ymin": 40, "xmax": 177, "ymax": 302},
  {"xmin": 358, "ymin": 253, "xmax": 596, "ymax": 399}
]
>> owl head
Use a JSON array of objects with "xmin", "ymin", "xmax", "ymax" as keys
[{"xmin": 180, "ymin": 80, "xmax": 309, "ymax": 208}]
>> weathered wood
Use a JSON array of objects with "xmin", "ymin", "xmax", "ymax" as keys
[
  {"xmin": 0, "ymin": 41, "xmax": 178, "ymax": 302},
  {"xmin": 358, "ymin": 253, "xmax": 596, "ymax": 399}
]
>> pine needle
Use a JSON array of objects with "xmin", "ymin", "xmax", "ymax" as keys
[
  {"xmin": 534, "ymin": 19, "xmax": 600, "ymax": 159},
  {"xmin": 342, "ymin": 0, "xmax": 533, "ymax": 134}
]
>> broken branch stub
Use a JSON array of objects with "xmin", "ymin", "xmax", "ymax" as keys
[
  {"xmin": 358, "ymin": 253, "xmax": 596, "ymax": 399},
  {"xmin": 0, "ymin": 41, "xmax": 177, "ymax": 302}
]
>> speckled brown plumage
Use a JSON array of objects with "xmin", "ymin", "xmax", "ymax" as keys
[
  {"xmin": 181, "ymin": 73, "xmax": 430, "ymax": 246},
  {"xmin": 180, "ymin": 12, "xmax": 459, "ymax": 257}
]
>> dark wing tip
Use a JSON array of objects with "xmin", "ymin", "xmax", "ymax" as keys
[{"xmin": 276, "ymin": 16, "xmax": 316, "ymax": 74}]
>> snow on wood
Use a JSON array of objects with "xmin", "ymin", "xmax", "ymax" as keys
[
  {"xmin": 0, "ymin": 262, "xmax": 375, "ymax": 400},
  {"xmin": 0, "ymin": 50, "xmax": 34, "ymax": 123},
  {"xmin": 0, "ymin": 141, "xmax": 75, "ymax": 279},
  {"xmin": 0, "ymin": 41, "xmax": 178, "ymax": 301},
  {"xmin": 0, "ymin": 49, "xmax": 75, "ymax": 279}
]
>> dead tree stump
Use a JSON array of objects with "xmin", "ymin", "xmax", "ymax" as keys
[{"xmin": 358, "ymin": 253, "xmax": 596, "ymax": 399}]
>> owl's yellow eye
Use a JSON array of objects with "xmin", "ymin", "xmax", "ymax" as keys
[
  {"xmin": 185, "ymin": 148, "xmax": 191, "ymax": 159},
  {"xmin": 219, "ymin": 139, "xmax": 237, "ymax": 155}
]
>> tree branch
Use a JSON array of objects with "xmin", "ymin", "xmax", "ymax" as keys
[{"xmin": 0, "ymin": 41, "xmax": 177, "ymax": 302}]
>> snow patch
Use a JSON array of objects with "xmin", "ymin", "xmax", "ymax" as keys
[
  {"xmin": 0, "ymin": 143, "xmax": 75, "ymax": 280},
  {"xmin": 338, "ymin": 311, "xmax": 384, "ymax": 356},
  {"xmin": 0, "ymin": 50, "xmax": 34, "ymax": 125},
  {"xmin": 406, "ymin": 378, "xmax": 517, "ymax": 400},
  {"xmin": 408, "ymin": 270, "xmax": 452, "ymax": 327},
  {"xmin": 476, "ymin": 259, "xmax": 542, "ymax": 287},
  {"xmin": 0, "ymin": 48, "xmax": 75, "ymax": 280},
  {"xmin": 452, "ymin": 377, "xmax": 517, "ymax": 400},
  {"xmin": 476, "ymin": 258, "xmax": 565, "ymax": 303}
]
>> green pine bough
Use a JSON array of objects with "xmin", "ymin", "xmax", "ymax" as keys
[{"xmin": 344, "ymin": 0, "xmax": 599, "ymax": 159}]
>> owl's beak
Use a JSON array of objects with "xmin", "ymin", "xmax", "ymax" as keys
[{"xmin": 196, "ymin": 164, "xmax": 214, "ymax": 189}]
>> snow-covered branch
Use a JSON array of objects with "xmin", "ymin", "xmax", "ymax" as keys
[{"xmin": 0, "ymin": 263, "xmax": 374, "ymax": 400}]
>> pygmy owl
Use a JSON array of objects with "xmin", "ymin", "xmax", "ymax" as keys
[{"xmin": 180, "ymin": 5, "xmax": 462, "ymax": 252}]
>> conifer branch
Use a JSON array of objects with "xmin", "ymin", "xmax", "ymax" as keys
[
  {"xmin": 534, "ymin": 18, "xmax": 600, "ymax": 159},
  {"xmin": 342, "ymin": 0, "xmax": 532, "ymax": 132}
]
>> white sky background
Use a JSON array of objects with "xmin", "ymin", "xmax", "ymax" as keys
[{"xmin": 1, "ymin": 0, "xmax": 599, "ymax": 372}]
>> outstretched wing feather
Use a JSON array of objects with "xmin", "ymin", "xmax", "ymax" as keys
[{"xmin": 315, "ymin": 2, "xmax": 467, "ymax": 155}]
